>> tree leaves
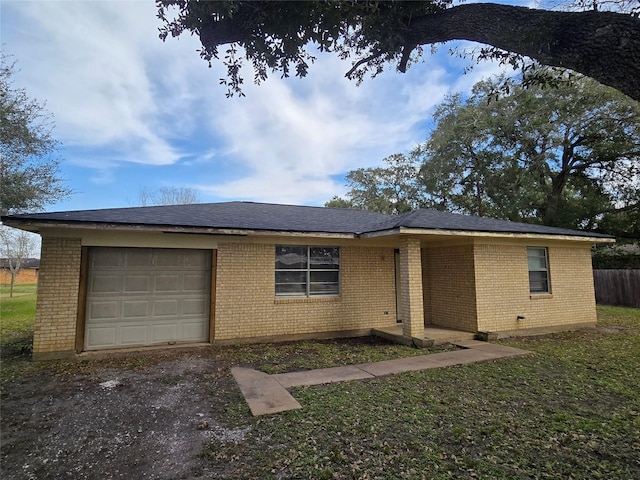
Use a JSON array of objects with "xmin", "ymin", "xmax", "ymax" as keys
[
  {"xmin": 156, "ymin": 1, "xmax": 640, "ymax": 100},
  {"xmin": 0, "ymin": 55, "xmax": 70, "ymax": 215},
  {"xmin": 329, "ymin": 70, "xmax": 640, "ymax": 238}
]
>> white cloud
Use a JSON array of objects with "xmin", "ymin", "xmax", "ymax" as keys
[
  {"xmin": 2, "ymin": 0, "xmax": 514, "ymax": 209},
  {"xmin": 193, "ymin": 48, "xmax": 466, "ymax": 205},
  {"xmin": 193, "ymin": 40, "xmax": 509, "ymax": 205},
  {"xmin": 2, "ymin": 1, "xmax": 186, "ymax": 166}
]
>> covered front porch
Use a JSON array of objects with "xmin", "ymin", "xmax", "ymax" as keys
[{"xmin": 392, "ymin": 235, "xmax": 479, "ymax": 346}]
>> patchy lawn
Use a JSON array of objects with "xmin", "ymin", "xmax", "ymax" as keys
[
  {"xmin": 0, "ymin": 284, "xmax": 37, "ymax": 333},
  {"xmin": 203, "ymin": 306, "xmax": 640, "ymax": 479},
  {"xmin": 1, "ymin": 304, "xmax": 639, "ymax": 479},
  {"xmin": 1, "ymin": 284, "xmax": 36, "ymax": 360}
]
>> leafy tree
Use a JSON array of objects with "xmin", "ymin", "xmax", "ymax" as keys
[
  {"xmin": 0, "ymin": 56, "xmax": 70, "ymax": 216},
  {"xmin": 326, "ymin": 154, "xmax": 424, "ymax": 215},
  {"xmin": 325, "ymin": 196, "xmax": 355, "ymax": 210},
  {"xmin": 156, "ymin": 1, "xmax": 640, "ymax": 100},
  {"xmin": 0, "ymin": 225, "xmax": 37, "ymax": 298},
  {"xmin": 329, "ymin": 71, "xmax": 640, "ymax": 236},
  {"xmin": 417, "ymin": 72, "xmax": 640, "ymax": 230}
]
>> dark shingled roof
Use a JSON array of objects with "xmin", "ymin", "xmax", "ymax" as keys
[
  {"xmin": 2, "ymin": 201, "xmax": 612, "ymax": 239},
  {"xmin": 3, "ymin": 202, "xmax": 389, "ymax": 234},
  {"xmin": 373, "ymin": 208, "xmax": 611, "ymax": 238}
]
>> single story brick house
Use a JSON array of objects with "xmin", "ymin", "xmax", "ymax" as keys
[{"xmin": 2, "ymin": 202, "xmax": 613, "ymax": 360}]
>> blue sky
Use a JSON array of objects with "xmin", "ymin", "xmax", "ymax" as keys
[{"xmin": 1, "ymin": 0, "xmax": 545, "ymax": 212}]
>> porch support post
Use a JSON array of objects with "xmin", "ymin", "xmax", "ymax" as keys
[{"xmin": 399, "ymin": 236, "xmax": 424, "ymax": 340}]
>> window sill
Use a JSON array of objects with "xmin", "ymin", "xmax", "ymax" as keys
[
  {"xmin": 530, "ymin": 293, "xmax": 553, "ymax": 300},
  {"xmin": 275, "ymin": 296, "xmax": 341, "ymax": 304}
]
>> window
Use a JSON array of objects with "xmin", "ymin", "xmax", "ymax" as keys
[
  {"xmin": 527, "ymin": 247, "xmax": 550, "ymax": 294},
  {"xmin": 275, "ymin": 246, "xmax": 340, "ymax": 297}
]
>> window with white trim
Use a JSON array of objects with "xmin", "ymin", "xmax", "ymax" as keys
[
  {"xmin": 527, "ymin": 247, "xmax": 550, "ymax": 294},
  {"xmin": 275, "ymin": 246, "xmax": 340, "ymax": 297}
]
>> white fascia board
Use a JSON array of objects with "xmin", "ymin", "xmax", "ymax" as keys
[{"xmin": 360, "ymin": 227, "xmax": 614, "ymax": 243}]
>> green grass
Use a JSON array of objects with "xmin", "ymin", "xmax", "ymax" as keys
[
  {"xmin": 596, "ymin": 304, "xmax": 640, "ymax": 329},
  {"xmin": 0, "ymin": 284, "xmax": 37, "ymax": 357},
  {"xmin": 201, "ymin": 306, "xmax": 640, "ymax": 479},
  {"xmin": 217, "ymin": 337, "xmax": 456, "ymax": 374},
  {"xmin": 1, "ymin": 284, "xmax": 37, "ymax": 327},
  {"xmin": 1, "ymin": 292, "xmax": 639, "ymax": 479}
]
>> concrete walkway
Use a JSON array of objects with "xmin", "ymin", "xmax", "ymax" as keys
[{"xmin": 231, "ymin": 340, "xmax": 531, "ymax": 416}]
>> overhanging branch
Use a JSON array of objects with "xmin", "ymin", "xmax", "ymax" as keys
[
  {"xmin": 404, "ymin": 3, "xmax": 640, "ymax": 101},
  {"xmin": 195, "ymin": 2, "xmax": 640, "ymax": 101}
]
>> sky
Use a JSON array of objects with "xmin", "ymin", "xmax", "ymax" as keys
[{"xmin": 1, "ymin": 0, "xmax": 544, "ymax": 213}]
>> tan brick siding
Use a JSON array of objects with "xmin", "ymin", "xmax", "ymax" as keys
[
  {"xmin": 474, "ymin": 243, "xmax": 596, "ymax": 332},
  {"xmin": 422, "ymin": 244, "xmax": 478, "ymax": 332},
  {"xmin": 30, "ymin": 231, "xmax": 598, "ymax": 356},
  {"xmin": 399, "ymin": 237, "xmax": 424, "ymax": 338},
  {"xmin": 214, "ymin": 243, "xmax": 397, "ymax": 340},
  {"xmin": 32, "ymin": 237, "xmax": 81, "ymax": 355},
  {"xmin": 421, "ymin": 249, "xmax": 431, "ymax": 326}
]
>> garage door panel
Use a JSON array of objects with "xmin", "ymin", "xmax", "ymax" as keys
[
  {"xmin": 156, "ymin": 250, "xmax": 183, "ymax": 267},
  {"xmin": 92, "ymin": 250, "xmax": 124, "ymax": 268},
  {"xmin": 155, "ymin": 274, "xmax": 181, "ymax": 292},
  {"xmin": 184, "ymin": 273, "xmax": 208, "ymax": 291},
  {"xmin": 184, "ymin": 250, "xmax": 210, "ymax": 267},
  {"xmin": 86, "ymin": 326, "xmax": 118, "ymax": 348},
  {"xmin": 85, "ymin": 248, "xmax": 211, "ymax": 351},
  {"xmin": 126, "ymin": 250, "xmax": 154, "ymax": 267},
  {"xmin": 181, "ymin": 322, "xmax": 208, "ymax": 341},
  {"xmin": 90, "ymin": 275, "xmax": 121, "ymax": 294},
  {"xmin": 122, "ymin": 300, "xmax": 150, "ymax": 318},
  {"xmin": 124, "ymin": 275, "xmax": 152, "ymax": 293},
  {"xmin": 183, "ymin": 298, "xmax": 208, "ymax": 315},
  {"xmin": 88, "ymin": 301, "xmax": 120, "ymax": 320},
  {"xmin": 120, "ymin": 325, "xmax": 149, "ymax": 345},
  {"xmin": 152, "ymin": 324, "xmax": 178, "ymax": 342},
  {"xmin": 153, "ymin": 299, "xmax": 179, "ymax": 316}
]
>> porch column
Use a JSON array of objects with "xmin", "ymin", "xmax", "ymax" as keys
[{"xmin": 399, "ymin": 236, "xmax": 424, "ymax": 339}]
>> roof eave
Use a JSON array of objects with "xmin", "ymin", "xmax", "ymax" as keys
[
  {"xmin": 360, "ymin": 226, "xmax": 615, "ymax": 243},
  {"xmin": 2, "ymin": 219, "xmax": 356, "ymax": 239}
]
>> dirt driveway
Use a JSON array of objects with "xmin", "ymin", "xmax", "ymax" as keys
[{"xmin": 1, "ymin": 352, "xmax": 251, "ymax": 480}]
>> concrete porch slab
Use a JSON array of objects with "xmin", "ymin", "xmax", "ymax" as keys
[{"xmin": 373, "ymin": 325, "xmax": 477, "ymax": 346}]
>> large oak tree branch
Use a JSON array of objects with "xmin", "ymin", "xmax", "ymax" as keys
[
  {"xmin": 196, "ymin": 2, "xmax": 640, "ymax": 101},
  {"xmin": 404, "ymin": 3, "xmax": 640, "ymax": 101}
]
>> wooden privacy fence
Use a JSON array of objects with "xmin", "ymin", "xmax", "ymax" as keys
[{"xmin": 593, "ymin": 270, "xmax": 640, "ymax": 308}]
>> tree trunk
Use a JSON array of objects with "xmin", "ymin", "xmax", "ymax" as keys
[
  {"xmin": 405, "ymin": 4, "xmax": 640, "ymax": 102},
  {"xmin": 542, "ymin": 168, "xmax": 572, "ymax": 226}
]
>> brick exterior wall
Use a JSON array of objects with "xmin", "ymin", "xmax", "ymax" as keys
[
  {"xmin": 213, "ymin": 243, "xmax": 397, "ymax": 340},
  {"xmin": 473, "ymin": 242, "xmax": 597, "ymax": 333},
  {"xmin": 29, "ymin": 231, "xmax": 598, "ymax": 357},
  {"xmin": 32, "ymin": 237, "xmax": 82, "ymax": 358},
  {"xmin": 399, "ymin": 236, "xmax": 424, "ymax": 338},
  {"xmin": 422, "ymin": 244, "xmax": 478, "ymax": 332}
]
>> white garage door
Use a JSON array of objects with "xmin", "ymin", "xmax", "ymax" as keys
[{"xmin": 85, "ymin": 247, "xmax": 212, "ymax": 350}]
